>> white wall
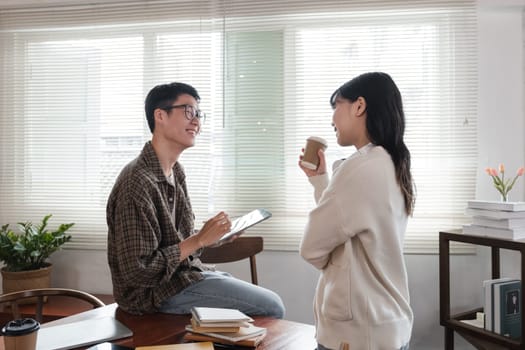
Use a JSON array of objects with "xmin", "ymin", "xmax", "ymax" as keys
[
  {"xmin": 477, "ymin": 0, "xmax": 525, "ymax": 196},
  {"xmin": 4, "ymin": 1, "xmax": 525, "ymax": 349}
]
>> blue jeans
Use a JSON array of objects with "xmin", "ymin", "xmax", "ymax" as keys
[{"xmin": 158, "ymin": 271, "xmax": 285, "ymax": 318}]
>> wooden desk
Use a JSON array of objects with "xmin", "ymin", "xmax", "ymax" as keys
[{"xmin": 0, "ymin": 303, "xmax": 316, "ymax": 350}]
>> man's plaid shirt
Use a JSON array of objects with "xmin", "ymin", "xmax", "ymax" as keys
[{"xmin": 107, "ymin": 141, "xmax": 209, "ymax": 315}]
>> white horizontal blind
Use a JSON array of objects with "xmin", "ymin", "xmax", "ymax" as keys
[{"xmin": 0, "ymin": 0, "xmax": 477, "ymax": 253}]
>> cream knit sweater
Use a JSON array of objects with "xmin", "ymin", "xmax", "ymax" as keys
[{"xmin": 300, "ymin": 144, "xmax": 413, "ymax": 350}]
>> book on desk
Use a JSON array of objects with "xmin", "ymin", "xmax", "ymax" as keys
[
  {"xmin": 183, "ymin": 332, "xmax": 266, "ymax": 347},
  {"xmin": 191, "ymin": 306, "xmax": 253, "ymax": 324},
  {"xmin": 464, "ymin": 201, "xmax": 525, "ymax": 239},
  {"xmin": 185, "ymin": 323, "xmax": 266, "ymax": 343},
  {"xmin": 184, "ymin": 307, "xmax": 266, "ymax": 347},
  {"xmin": 467, "ymin": 200, "xmax": 525, "ymax": 212},
  {"xmin": 462, "ymin": 224, "xmax": 525, "ymax": 240}
]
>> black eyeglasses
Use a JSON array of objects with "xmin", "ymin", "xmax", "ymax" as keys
[{"xmin": 162, "ymin": 104, "xmax": 206, "ymax": 123}]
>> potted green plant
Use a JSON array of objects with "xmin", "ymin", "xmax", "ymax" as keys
[{"xmin": 0, "ymin": 214, "xmax": 74, "ymax": 294}]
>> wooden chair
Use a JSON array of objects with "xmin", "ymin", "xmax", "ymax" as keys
[
  {"xmin": 0, "ymin": 288, "xmax": 105, "ymax": 323},
  {"xmin": 199, "ymin": 236, "xmax": 263, "ymax": 285}
]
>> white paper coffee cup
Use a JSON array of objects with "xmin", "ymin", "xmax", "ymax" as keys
[
  {"xmin": 2, "ymin": 318, "xmax": 39, "ymax": 350},
  {"xmin": 301, "ymin": 136, "xmax": 328, "ymax": 170}
]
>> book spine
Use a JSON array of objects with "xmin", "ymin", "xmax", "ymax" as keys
[{"xmin": 498, "ymin": 282, "xmax": 521, "ymax": 339}]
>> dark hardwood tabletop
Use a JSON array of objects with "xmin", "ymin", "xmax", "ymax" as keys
[{"xmin": 0, "ymin": 303, "xmax": 316, "ymax": 350}]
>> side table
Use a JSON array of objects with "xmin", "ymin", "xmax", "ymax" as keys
[{"xmin": 439, "ymin": 230, "xmax": 525, "ymax": 349}]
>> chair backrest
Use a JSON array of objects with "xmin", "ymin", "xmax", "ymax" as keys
[
  {"xmin": 199, "ymin": 236, "xmax": 263, "ymax": 285},
  {"xmin": 0, "ymin": 288, "xmax": 105, "ymax": 323}
]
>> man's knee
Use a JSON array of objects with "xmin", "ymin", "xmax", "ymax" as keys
[{"xmin": 266, "ymin": 293, "xmax": 285, "ymax": 319}]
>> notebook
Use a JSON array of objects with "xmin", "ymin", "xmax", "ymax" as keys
[{"xmin": 36, "ymin": 316, "xmax": 133, "ymax": 350}]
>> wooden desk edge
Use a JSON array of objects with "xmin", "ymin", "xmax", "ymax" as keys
[{"xmin": 0, "ymin": 303, "xmax": 316, "ymax": 350}]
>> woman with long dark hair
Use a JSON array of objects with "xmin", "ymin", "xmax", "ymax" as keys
[{"xmin": 299, "ymin": 72, "xmax": 414, "ymax": 350}]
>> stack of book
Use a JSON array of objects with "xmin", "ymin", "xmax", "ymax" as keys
[
  {"xmin": 463, "ymin": 200, "xmax": 525, "ymax": 239},
  {"xmin": 482, "ymin": 278, "xmax": 521, "ymax": 339},
  {"xmin": 183, "ymin": 307, "xmax": 267, "ymax": 347}
]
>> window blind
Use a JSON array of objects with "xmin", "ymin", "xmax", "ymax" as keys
[{"xmin": 0, "ymin": 0, "xmax": 478, "ymax": 253}]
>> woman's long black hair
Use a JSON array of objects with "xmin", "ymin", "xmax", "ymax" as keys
[{"xmin": 330, "ymin": 72, "xmax": 415, "ymax": 215}]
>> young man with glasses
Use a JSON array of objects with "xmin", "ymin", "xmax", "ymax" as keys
[{"xmin": 106, "ymin": 82, "xmax": 285, "ymax": 317}]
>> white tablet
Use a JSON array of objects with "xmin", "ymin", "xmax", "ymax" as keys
[{"xmin": 218, "ymin": 208, "xmax": 272, "ymax": 243}]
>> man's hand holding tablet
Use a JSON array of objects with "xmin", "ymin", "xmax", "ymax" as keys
[{"xmin": 216, "ymin": 208, "xmax": 272, "ymax": 245}]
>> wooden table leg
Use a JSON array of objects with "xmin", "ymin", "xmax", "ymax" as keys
[{"xmin": 444, "ymin": 327, "xmax": 454, "ymax": 350}]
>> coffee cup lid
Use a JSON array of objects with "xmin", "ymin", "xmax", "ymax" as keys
[
  {"xmin": 307, "ymin": 136, "xmax": 328, "ymax": 146},
  {"xmin": 2, "ymin": 318, "xmax": 40, "ymax": 336}
]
